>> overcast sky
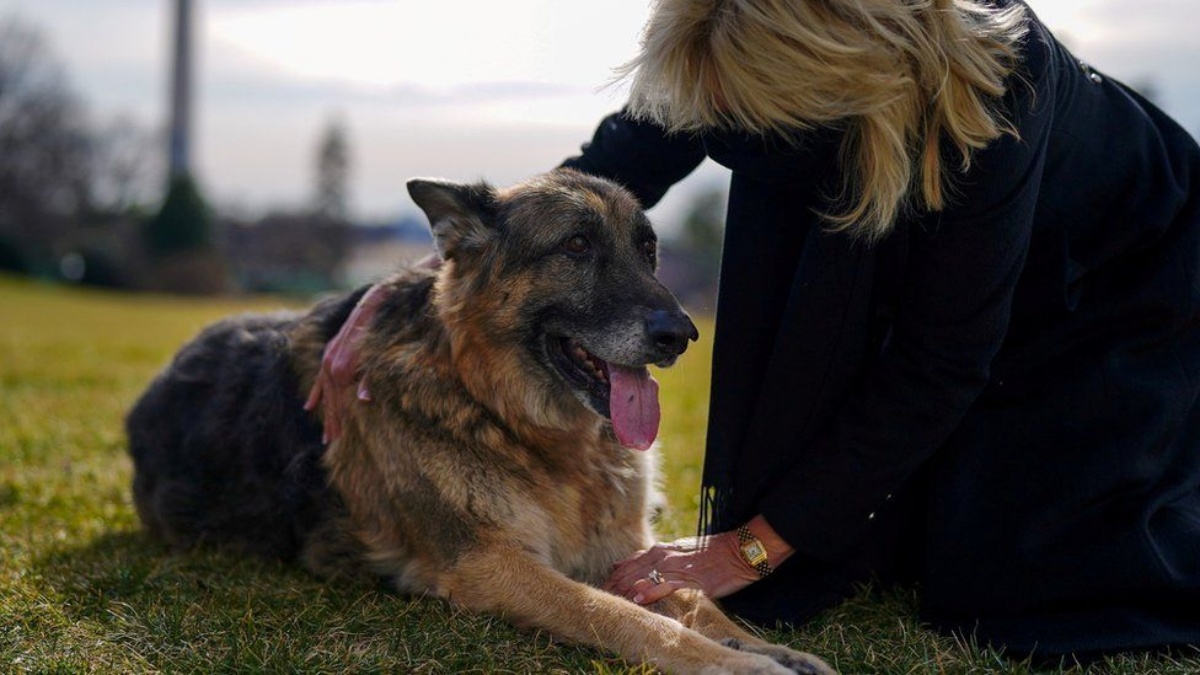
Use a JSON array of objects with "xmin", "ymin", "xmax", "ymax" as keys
[{"xmin": 2, "ymin": 0, "xmax": 1198, "ymax": 229}]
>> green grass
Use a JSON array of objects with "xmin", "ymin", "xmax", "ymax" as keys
[{"xmin": 1, "ymin": 273, "xmax": 1197, "ymax": 673}]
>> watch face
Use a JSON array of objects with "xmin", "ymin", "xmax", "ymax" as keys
[{"xmin": 742, "ymin": 541, "xmax": 766, "ymax": 563}]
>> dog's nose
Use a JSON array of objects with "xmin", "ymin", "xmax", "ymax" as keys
[{"xmin": 646, "ymin": 310, "xmax": 699, "ymax": 356}]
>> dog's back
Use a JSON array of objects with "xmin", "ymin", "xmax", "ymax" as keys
[{"xmin": 126, "ymin": 290, "xmax": 365, "ymax": 560}]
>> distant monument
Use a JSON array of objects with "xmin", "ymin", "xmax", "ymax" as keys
[
  {"xmin": 141, "ymin": 0, "xmax": 225, "ymax": 293},
  {"xmin": 168, "ymin": 0, "xmax": 193, "ymax": 178}
]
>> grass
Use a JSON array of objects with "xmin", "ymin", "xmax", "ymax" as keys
[{"xmin": 1, "ymin": 273, "xmax": 1197, "ymax": 673}]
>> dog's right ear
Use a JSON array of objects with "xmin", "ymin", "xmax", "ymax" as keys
[{"xmin": 407, "ymin": 178, "xmax": 497, "ymax": 260}]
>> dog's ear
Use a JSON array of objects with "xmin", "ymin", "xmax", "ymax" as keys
[{"xmin": 407, "ymin": 178, "xmax": 497, "ymax": 260}]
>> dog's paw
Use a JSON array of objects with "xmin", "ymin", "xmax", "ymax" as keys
[
  {"xmin": 717, "ymin": 639, "xmax": 837, "ymax": 675},
  {"xmin": 699, "ymin": 653, "xmax": 797, "ymax": 675}
]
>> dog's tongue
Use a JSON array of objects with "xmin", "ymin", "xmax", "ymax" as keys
[{"xmin": 608, "ymin": 365, "xmax": 660, "ymax": 451}]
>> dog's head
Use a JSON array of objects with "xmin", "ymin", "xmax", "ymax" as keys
[{"xmin": 408, "ymin": 169, "xmax": 698, "ymax": 450}]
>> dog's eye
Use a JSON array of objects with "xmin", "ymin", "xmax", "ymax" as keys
[
  {"xmin": 563, "ymin": 235, "xmax": 591, "ymax": 256},
  {"xmin": 641, "ymin": 239, "xmax": 657, "ymax": 264}
]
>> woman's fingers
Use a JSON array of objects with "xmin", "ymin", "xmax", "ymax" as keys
[
  {"xmin": 302, "ymin": 285, "xmax": 390, "ymax": 444},
  {"xmin": 327, "ymin": 334, "xmax": 359, "ymax": 386},
  {"xmin": 603, "ymin": 541, "xmax": 708, "ymax": 600},
  {"xmin": 602, "ymin": 549, "xmax": 650, "ymax": 592},
  {"xmin": 606, "ymin": 545, "xmax": 671, "ymax": 593},
  {"xmin": 603, "ymin": 534, "xmax": 763, "ymax": 603},
  {"xmin": 637, "ymin": 579, "xmax": 687, "ymax": 605},
  {"xmin": 303, "ymin": 376, "xmax": 323, "ymax": 412},
  {"xmin": 629, "ymin": 572, "xmax": 692, "ymax": 605}
]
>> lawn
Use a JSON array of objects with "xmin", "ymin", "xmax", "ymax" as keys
[{"xmin": 1, "ymin": 273, "xmax": 1197, "ymax": 673}]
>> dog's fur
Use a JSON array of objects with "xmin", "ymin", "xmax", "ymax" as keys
[{"xmin": 126, "ymin": 169, "xmax": 833, "ymax": 674}]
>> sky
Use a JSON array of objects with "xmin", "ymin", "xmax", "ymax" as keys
[{"xmin": 2, "ymin": 0, "xmax": 1199, "ymax": 229}]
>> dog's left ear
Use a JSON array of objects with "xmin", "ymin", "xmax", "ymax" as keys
[{"xmin": 407, "ymin": 178, "xmax": 498, "ymax": 260}]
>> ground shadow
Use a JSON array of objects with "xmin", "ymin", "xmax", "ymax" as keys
[{"xmin": 28, "ymin": 530, "xmax": 608, "ymax": 672}]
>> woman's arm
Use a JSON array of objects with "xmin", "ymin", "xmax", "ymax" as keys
[{"xmin": 560, "ymin": 108, "xmax": 707, "ymax": 207}]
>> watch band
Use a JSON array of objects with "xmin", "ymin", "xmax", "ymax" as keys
[{"xmin": 735, "ymin": 524, "xmax": 774, "ymax": 578}]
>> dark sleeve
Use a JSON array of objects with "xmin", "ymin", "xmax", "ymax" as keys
[
  {"xmin": 758, "ymin": 32, "xmax": 1056, "ymax": 560},
  {"xmin": 560, "ymin": 109, "xmax": 707, "ymax": 208}
]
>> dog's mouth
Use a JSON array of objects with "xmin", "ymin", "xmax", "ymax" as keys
[{"xmin": 548, "ymin": 337, "xmax": 660, "ymax": 451}]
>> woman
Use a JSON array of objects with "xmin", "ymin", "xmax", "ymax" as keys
[{"xmin": 310, "ymin": 0, "xmax": 1200, "ymax": 659}]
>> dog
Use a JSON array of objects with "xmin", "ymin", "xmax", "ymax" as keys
[{"xmin": 126, "ymin": 169, "xmax": 834, "ymax": 674}]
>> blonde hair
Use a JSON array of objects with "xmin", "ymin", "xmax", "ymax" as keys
[{"xmin": 620, "ymin": 0, "xmax": 1029, "ymax": 241}]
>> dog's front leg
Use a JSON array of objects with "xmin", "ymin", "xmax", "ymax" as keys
[
  {"xmin": 438, "ymin": 543, "xmax": 803, "ymax": 675},
  {"xmin": 655, "ymin": 590, "xmax": 835, "ymax": 674}
]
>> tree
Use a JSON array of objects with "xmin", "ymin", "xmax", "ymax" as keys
[
  {"xmin": 314, "ymin": 116, "xmax": 351, "ymax": 221},
  {"xmin": 89, "ymin": 114, "xmax": 159, "ymax": 216},
  {"xmin": 297, "ymin": 115, "xmax": 353, "ymax": 287},
  {"xmin": 138, "ymin": 173, "xmax": 231, "ymax": 294},
  {"xmin": 144, "ymin": 174, "xmax": 211, "ymax": 255},
  {"xmin": 0, "ymin": 17, "xmax": 93, "ymax": 272}
]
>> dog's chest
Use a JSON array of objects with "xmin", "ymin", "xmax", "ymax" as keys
[{"xmin": 536, "ymin": 447, "xmax": 657, "ymax": 585}]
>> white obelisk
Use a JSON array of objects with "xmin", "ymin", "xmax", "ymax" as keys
[{"xmin": 168, "ymin": 0, "xmax": 193, "ymax": 179}]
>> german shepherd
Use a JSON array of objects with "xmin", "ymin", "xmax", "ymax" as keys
[{"xmin": 126, "ymin": 169, "xmax": 834, "ymax": 674}]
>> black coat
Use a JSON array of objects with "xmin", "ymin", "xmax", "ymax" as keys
[{"xmin": 562, "ymin": 3, "xmax": 1200, "ymax": 658}]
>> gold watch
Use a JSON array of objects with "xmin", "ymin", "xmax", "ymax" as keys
[{"xmin": 735, "ymin": 524, "xmax": 774, "ymax": 578}]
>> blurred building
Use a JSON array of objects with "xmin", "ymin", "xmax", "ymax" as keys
[{"xmin": 341, "ymin": 215, "xmax": 435, "ymax": 288}]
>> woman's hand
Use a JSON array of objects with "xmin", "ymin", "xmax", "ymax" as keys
[
  {"xmin": 602, "ymin": 533, "xmax": 759, "ymax": 605},
  {"xmin": 304, "ymin": 255, "xmax": 442, "ymax": 443},
  {"xmin": 602, "ymin": 516, "xmax": 795, "ymax": 605},
  {"xmin": 303, "ymin": 283, "xmax": 388, "ymax": 444}
]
